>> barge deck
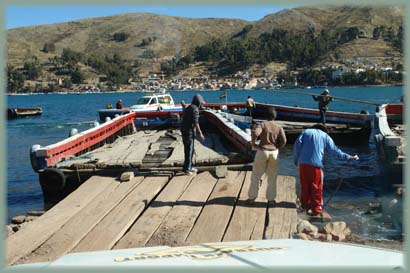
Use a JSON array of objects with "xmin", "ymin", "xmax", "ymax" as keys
[{"xmin": 7, "ymin": 171, "xmax": 298, "ymax": 266}]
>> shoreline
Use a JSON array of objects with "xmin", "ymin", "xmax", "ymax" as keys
[{"xmin": 6, "ymin": 83, "xmax": 403, "ymax": 96}]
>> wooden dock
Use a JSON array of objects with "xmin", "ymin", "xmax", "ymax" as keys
[{"xmin": 7, "ymin": 171, "xmax": 298, "ymax": 266}]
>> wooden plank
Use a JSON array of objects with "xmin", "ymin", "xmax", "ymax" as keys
[
  {"xmin": 266, "ymin": 176, "xmax": 298, "ymax": 239},
  {"xmin": 20, "ymin": 176, "xmax": 145, "ymax": 264},
  {"xmin": 160, "ymin": 137, "xmax": 184, "ymax": 166},
  {"xmin": 70, "ymin": 175, "xmax": 169, "ymax": 253},
  {"xmin": 277, "ymin": 178, "xmax": 293, "ymax": 238},
  {"xmin": 7, "ymin": 176, "xmax": 115, "ymax": 265},
  {"xmin": 161, "ymin": 135, "xmax": 228, "ymax": 167},
  {"xmin": 194, "ymin": 138, "xmax": 229, "ymax": 165},
  {"xmin": 113, "ymin": 174, "xmax": 194, "ymax": 249},
  {"xmin": 265, "ymin": 175, "xmax": 287, "ymax": 239},
  {"xmin": 186, "ymin": 171, "xmax": 245, "ymax": 244},
  {"xmin": 146, "ymin": 171, "xmax": 217, "ymax": 247},
  {"xmin": 282, "ymin": 176, "xmax": 298, "ymax": 237},
  {"xmin": 223, "ymin": 172, "xmax": 268, "ymax": 242},
  {"xmin": 273, "ymin": 176, "xmax": 298, "ymax": 238},
  {"xmin": 68, "ymin": 131, "xmax": 163, "ymax": 168},
  {"xmin": 121, "ymin": 131, "xmax": 163, "ymax": 166},
  {"xmin": 94, "ymin": 135, "xmax": 137, "ymax": 164}
]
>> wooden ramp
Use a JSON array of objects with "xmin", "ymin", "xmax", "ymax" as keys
[{"xmin": 7, "ymin": 171, "xmax": 298, "ymax": 266}]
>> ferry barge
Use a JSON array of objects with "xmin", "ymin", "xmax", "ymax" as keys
[{"xmin": 30, "ymin": 94, "xmax": 372, "ymax": 208}]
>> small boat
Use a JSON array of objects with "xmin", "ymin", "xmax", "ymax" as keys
[
  {"xmin": 204, "ymin": 102, "xmax": 372, "ymax": 145},
  {"xmin": 7, "ymin": 107, "xmax": 43, "ymax": 119},
  {"xmin": 97, "ymin": 93, "xmax": 182, "ymax": 121},
  {"xmin": 374, "ymin": 103, "xmax": 404, "ymax": 180}
]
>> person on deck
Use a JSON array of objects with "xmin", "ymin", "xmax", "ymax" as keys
[
  {"xmin": 246, "ymin": 96, "xmax": 256, "ymax": 117},
  {"xmin": 247, "ymin": 107, "xmax": 287, "ymax": 205},
  {"xmin": 312, "ymin": 89, "xmax": 333, "ymax": 123},
  {"xmin": 181, "ymin": 94, "xmax": 206, "ymax": 175},
  {"xmin": 116, "ymin": 99, "xmax": 123, "ymax": 109},
  {"xmin": 293, "ymin": 123, "xmax": 358, "ymax": 217},
  {"xmin": 181, "ymin": 100, "xmax": 187, "ymax": 110}
]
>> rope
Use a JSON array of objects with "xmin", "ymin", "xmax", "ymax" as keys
[
  {"xmin": 272, "ymin": 89, "xmax": 380, "ymax": 106},
  {"xmin": 323, "ymin": 161, "xmax": 352, "ymax": 207},
  {"xmin": 75, "ymin": 165, "xmax": 82, "ymax": 184}
]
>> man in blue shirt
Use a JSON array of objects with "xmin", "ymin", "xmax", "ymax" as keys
[
  {"xmin": 293, "ymin": 123, "xmax": 357, "ymax": 217},
  {"xmin": 181, "ymin": 94, "xmax": 205, "ymax": 175}
]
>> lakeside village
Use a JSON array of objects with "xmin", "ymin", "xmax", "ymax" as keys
[{"xmin": 8, "ymin": 58, "xmax": 403, "ymax": 95}]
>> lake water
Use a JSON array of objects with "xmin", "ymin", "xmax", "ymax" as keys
[{"xmin": 6, "ymin": 86, "xmax": 404, "ymax": 240}]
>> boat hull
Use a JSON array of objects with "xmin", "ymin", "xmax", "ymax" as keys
[
  {"xmin": 7, "ymin": 107, "xmax": 43, "ymax": 119},
  {"xmin": 373, "ymin": 103, "xmax": 404, "ymax": 184},
  {"xmin": 129, "ymin": 102, "xmax": 372, "ymax": 145}
]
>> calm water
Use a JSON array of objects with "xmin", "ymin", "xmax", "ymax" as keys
[{"xmin": 6, "ymin": 86, "xmax": 404, "ymax": 239}]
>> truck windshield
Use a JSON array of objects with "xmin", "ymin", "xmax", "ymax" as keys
[{"xmin": 136, "ymin": 97, "xmax": 152, "ymax": 105}]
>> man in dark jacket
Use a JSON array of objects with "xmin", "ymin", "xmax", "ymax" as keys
[
  {"xmin": 181, "ymin": 94, "xmax": 205, "ymax": 175},
  {"xmin": 312, "ymin": 89, "xmax": 333, "ymax": 123}
]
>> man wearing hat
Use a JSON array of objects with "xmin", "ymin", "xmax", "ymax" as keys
[
  {"xmin": 312, "ymin": 89, "xmax": 333, "ymax": 123},
  {"xmin": 181, "ymin": 94, "xmax": 206, "ymax": 175}
]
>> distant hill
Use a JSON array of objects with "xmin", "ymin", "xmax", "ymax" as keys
[
  {"xmin": 251, "ymin": 6, "xmax": 403, "ymax": 36},
  {"xmin": 7, "ymin": 13, "xmax": 248, "ymax": 72},
  {"xmin": 7, "ymin": 5, "xmax": 404, "ymax": 81}
]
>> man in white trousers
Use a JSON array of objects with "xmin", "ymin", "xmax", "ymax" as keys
[{"xmin": 247, "ymin": 107, "xmax": 287, "ymax": 205}]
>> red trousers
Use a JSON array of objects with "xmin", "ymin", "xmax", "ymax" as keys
[{"xmin": 299, "ymin": 164, "xmax": 323, "ymax": 215}]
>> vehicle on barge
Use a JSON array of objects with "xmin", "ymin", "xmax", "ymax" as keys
[{"xmin": 97, "ymin": 93, "xmax": 182, "ymax": 121}]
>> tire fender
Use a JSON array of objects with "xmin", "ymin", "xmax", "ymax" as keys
[{"xmin": 39, "ymin": 167, "xmax": 66, "ymax": 192}]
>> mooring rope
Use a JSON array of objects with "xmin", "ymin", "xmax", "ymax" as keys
[
  {"xmin": 323, "ymin": 161, "xmax": 353, "ymax": 208},
  {"xmin": 272, "ymin": 89, "xmax": 380, "ymax": 106}
]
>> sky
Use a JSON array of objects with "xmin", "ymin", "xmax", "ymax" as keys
[{"xmin": 6, "ymin": 6, "xmax": 288, "ymax": 29}]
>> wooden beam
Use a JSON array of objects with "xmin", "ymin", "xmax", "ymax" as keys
[
  {"xmin": 146, "ymin": 171, "xmax": 217, "ymax": 247},
  {"xmin": 223, "ymin": 172, "xmax": 268, "ymax": 242},
  {"xmin": 7, "ymin": 176, "xmax": 115, "ymax": 265},
  {"xmin": 18, "ymin": 176, "xmax": 144, "ymax": 264},
  {"xmin": 186, "ymin": 171, "xmax": 245, "ymax": 244},
  {"xmin": 70, "ymin": 175, "xmax": 169, "ymax": 253},
  {"xmin": 114, "ymin": 174, "xmax": 195, "ymax": 249},
  {"xmin": 265, "ymin": 176, "xmax": 297, "ymax": 239}
]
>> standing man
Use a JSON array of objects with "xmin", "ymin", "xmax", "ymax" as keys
[
  {"xmin": 181, "ymin": 94, "xmax": 206, "ymax": 175},
  {"xmin": 247, "ymin": 108, "xmax": 287, "ymax": 205},
  {"xmin": 293, "ymin": 123, "xmax": 358, "ymax": 217},
  {"xmin": 246, "ymin": 96, "xmax": 256, "ymax": 117},
  {"xmin": 312, "ymin": 89, "xmax": 333, "ymax": 123},
  {"xmin": 116, "ymin": 99, "xmax": 123, "ymax": 109}
]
